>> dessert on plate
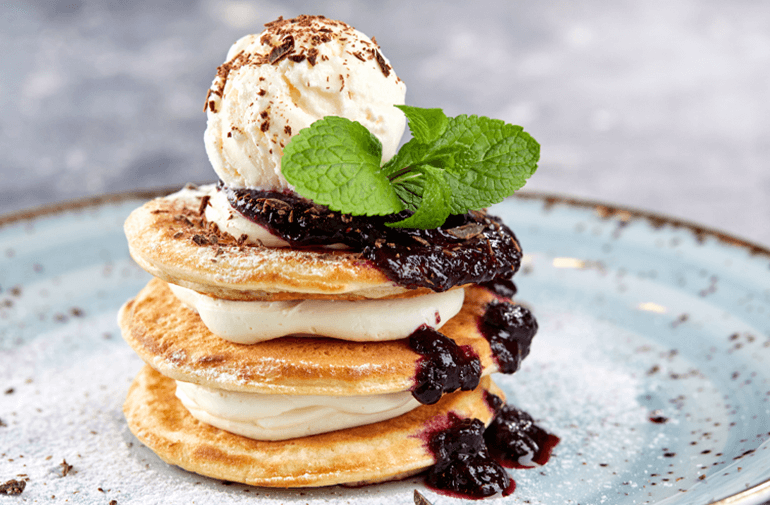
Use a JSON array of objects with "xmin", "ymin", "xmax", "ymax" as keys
[{"xmin": 120, "ymin": 15, "xmax": 555, "ymax": 499}]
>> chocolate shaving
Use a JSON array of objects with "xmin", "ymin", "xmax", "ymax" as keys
[
  {"xmin": 307, "ymin": 47, "xmax": 318, "ymax": 66},
  {"xmin": 372, "ymin": 48, "xmax": 390, "ymax": 77},
  {"xmin": 198, "ymin": 195, "xmax": 210, "ymax": 216},
  {"xmin": 268, "ymin": 35, "xmax": 295, "ymax": 64},
  {"xmin": 0, "ymin": 479, "xmax": 25, "ymax": 495},
  {"xmin": 191, "ymin": 234, "xmax": 209, "ymax": 246},
  {"xmin": 203, "ymin": 89, "xmax": 212, "ymax": 112},
  {"xmin": 288, "ymin": 53, "xmax": 306, "ymax": 63},
  {"xmin": 260, "ymin": 198, "xmax": 292, "ymax": 211},
  {"xmin": 446, "ymin": 223, "xmax": 485, "ymax": 240},
  {"xmin": 174, "ymin": 214, "xmax": 193, "ymax": 226}
]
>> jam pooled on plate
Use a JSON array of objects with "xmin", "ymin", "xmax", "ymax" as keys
[
  {"xmin": 484, "ymin": 392, "xmax": 560, "ymax": 468},
  {"xmin": 424, "ymin": 414, "xmax": 514, "ymax": 499}
]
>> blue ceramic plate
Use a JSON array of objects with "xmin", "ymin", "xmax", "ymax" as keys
[{"xmin": 1, "ymin": 191, "xmax": 769, "ymax": 505}]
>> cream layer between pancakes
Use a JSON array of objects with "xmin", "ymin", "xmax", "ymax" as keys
[
  {"xmin": 175, "ymin": 380, "xmax": 421, "ymax": 440},
  {"xmin": 168, "ymin": 281, "xmax": 464, "ymax": 343}
]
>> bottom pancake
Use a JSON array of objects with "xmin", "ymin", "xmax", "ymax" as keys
[{"xmin": 124, "ymin": 365, "xmax": 502, "ymax": 488}]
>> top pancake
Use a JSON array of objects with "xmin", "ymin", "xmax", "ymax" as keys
[
  {"xmin": 124, "ymin": 189, "xmax": 449, "ymax": 301},
  {"xmin": 119, "ymin": 278, "xmax": 503, "ymax": 396}
]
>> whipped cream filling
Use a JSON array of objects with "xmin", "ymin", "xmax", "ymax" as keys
[
  {"xmin": 175, "ymin": 380, "xmax": 420, "ymax": 441},
  {"xmin": 168, "ymin": 281, "xmax": 465, "ymax": 343}
]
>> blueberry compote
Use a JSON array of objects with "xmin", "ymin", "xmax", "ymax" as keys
[
  {"xmin": 424, "ymin": 396, "xmax": 559, "ymax": 500},
  {"xmin": 479, "ymin": 300, "xmax": 538, "ymax": 374},
  {"xmin": 221, "ymin": 183, "xmax": 522, "ymax": 291},
  {"xmin": 478, "ymin": 276, "xmax": 517, "ymax": 299},
  {"xmin": 409, "ymin": 325, "xmax": 481, "ymax": 405},
  {"xmin": 484, "ymin": 393, "xmax": 560, "ymax": 469},
  {"xmin": 425, "ymin": 415, "xmax": 514, "ymax": 499}
]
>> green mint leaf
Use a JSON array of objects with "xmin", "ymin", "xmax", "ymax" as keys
[
  {"xmin": 435, "ymin": 115, "xmax": 540, "ymax": 213},
  {"xmin": 281, "ymin": 107, "xmax": 540, "ymax": 229},
  {"xmin": 389, "ymin": 166, "xmax": 424, "ymax": 209},
  {"xmin": 282, "ymin": 116, "xmax": 404, "ymax": 216},
  {"xmin": 388, "ymin": 165, "xmax": 452, "ymax": 229},
  {"xmin": 395, "ymin": 105, "xmax": 448, "ymax": 144}
]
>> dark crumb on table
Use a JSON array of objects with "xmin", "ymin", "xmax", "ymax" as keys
[
  {"xmin": 0, "ymin": 479, "xmax": 26, "ymax": 495},
  {"xmin": 4, "ymin": 388, "xmax": 13, "ymax": 395},
  {"xmin": 109, "ymin": 500, "xmax": 118, "ymax": 505},
  {"xmin": 60, "ymin": 459, "xmax": 73, "ymax": 476},
  {"xmin": 0, "ymin": 418, "xmax": 6, "ymax": 427}
]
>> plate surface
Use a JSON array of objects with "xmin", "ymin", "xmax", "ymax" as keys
[{"xmin": 1, "ymin": 191, "xmax": 769, "ymax": 505}]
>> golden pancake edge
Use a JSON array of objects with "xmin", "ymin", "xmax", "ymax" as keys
[{"xmin": 120, "ymin": 277, "xmax": 503, "ymax": 396}]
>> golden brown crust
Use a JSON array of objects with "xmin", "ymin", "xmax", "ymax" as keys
[
  {"xmin": 124, "ymin": 193, "xmax": 446, "ymax": 300},
  {"xmin": 124, "ymin": 365, "xmax": 502, "ymax": 488},
  {"xmin": 119, "ymin": 278, "xmax": 501, "ymax": 395}
]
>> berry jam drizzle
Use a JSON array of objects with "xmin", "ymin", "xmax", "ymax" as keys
[
  {"xmin": 409, "ymin": 326, "xmax": 481, "ymax": 405},
  {"xmin": 484, "ymin": 393, "xmax": 560, "ymax": 469},
  {"xmin": 479, "ymin": 300, "xmax": 538, "ymax": 374},
  {"xmin": 478, "ymin": 277, "xmax": 517, "ymax": 299},
  {"xmin": 221, "ymin": 183, "xmax": 523, "ymax": 291},
  {"xmin": 424, "ymin": 414, "xmax": 514, "ymax": 499},
  {"xmin": 423, "ymin": 395, "xmax": 558, "ymax": 500}
]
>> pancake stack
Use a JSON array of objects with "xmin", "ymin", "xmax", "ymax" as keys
[{"xmin": 119, "ymin": 15, "xmax": 540, "ymax": 495}]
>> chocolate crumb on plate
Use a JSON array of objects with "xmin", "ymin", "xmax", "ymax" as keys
[
  {"xmin": 0, "ymin": 479, "xmax": 26, "ymax": 495},
  {"xmin": 60, "ymin": 459, "xmax": 73, "ymax": 476}
]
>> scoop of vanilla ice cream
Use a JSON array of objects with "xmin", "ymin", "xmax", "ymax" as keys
[{"xmin": 204, "ymin": 15, "xmax": 407, "ymax": 190}]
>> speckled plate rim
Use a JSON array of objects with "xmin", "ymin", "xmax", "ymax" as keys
[{"xmin": 2, "ymin": 188, "xmax": 769, "ymax": 505}]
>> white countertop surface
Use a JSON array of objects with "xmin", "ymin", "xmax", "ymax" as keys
[{"xmin": 1, "ymin": 0, "xmax": 768, "ymax": 247}]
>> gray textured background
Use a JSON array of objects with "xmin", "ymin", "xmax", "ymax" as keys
[{"xmin": 1, "ymin": 0, "xmax": 768, "ymax": 247}]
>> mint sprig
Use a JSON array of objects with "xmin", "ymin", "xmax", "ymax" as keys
[{"xmin": 281, "ymin": 106, "xmax": 539, "ymax": 229}]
